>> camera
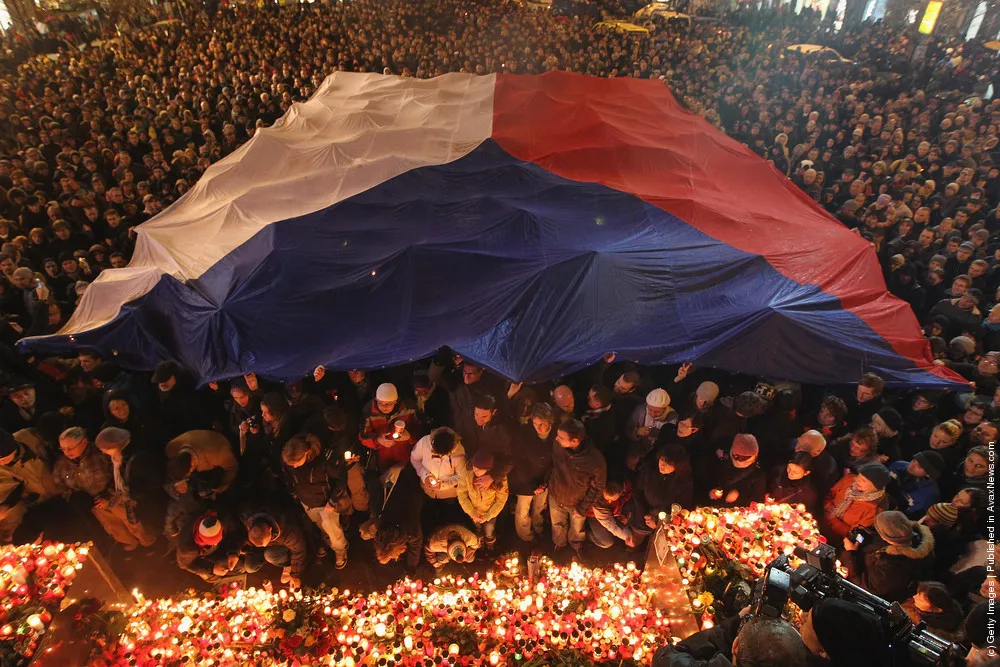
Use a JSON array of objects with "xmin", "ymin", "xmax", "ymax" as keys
[
  {"xmin": 846, "ymin": 525, "xmax": 873, "ymax": 545},
  {"xmin": 243, "ymin": 414, "xmax": 260, "ymax": 430},
  {"xmin": 748, "ymin": 543, "xmax": 958, "ymax": 667}
]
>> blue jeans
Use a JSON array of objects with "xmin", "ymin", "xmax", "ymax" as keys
[{"xmin": 244, "ymin": 546, "xmax": 290, "ymax": 573}]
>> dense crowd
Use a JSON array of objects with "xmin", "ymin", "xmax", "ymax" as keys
[{"xmin": 0, "ymin": 0, "xmax": 996, "ymax": 665}]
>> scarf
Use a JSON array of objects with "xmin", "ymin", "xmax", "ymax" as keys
[
  {"xmin": 830, "ymin": 481, "xmax": 885, "ymax": 519},
  {"xmin": 472, "ymin": 472, "xmax": 494, "ymax": 491},
  {"xmin": 583, "ymin": 405, "xmax": 612, "ymax": 421}
]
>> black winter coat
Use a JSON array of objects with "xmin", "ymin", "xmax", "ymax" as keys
[
  {"xmin": 634, "ymin": 455, "xmax": 694, "ymax": 515},
  {"xmin": 508, "ymin": 424, "xmax": 554, "ymax": 496}
]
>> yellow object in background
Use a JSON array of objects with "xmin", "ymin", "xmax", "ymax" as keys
[{"xmin": 919, "ymin": 1, "xmax": 943, "ymax": 34}]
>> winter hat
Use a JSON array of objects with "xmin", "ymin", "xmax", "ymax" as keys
[
  {"xmin": 875, "ymin": 407, "xmax": 902, "ymax": 434},
  {"xmin": 926, "ymin": 502, "xmax": 959, "ymax": 528},
  {"xmin": 950, "ymin": 336, "xmax": 977, "ymax": 356},
  {"xmin": 470, "ymin": 449, "xmax": 495, "ymax": 471},
  {"xmin": 0, "ymin": 430, "xmax": 16, "ymax": 458},
  {"xmin": 920, "ymin": 582, "xmax": 954, "ymax": 613},
  {"xmin": 151, "ymin": 360, "xmax": 178, "ymax": 384},
  {"xmin": 645, "ymin": 388, "xmax": 671, "ymax": 408},
  {"xmin": 734, "ymin": 391, "xmax": 769, "ymax": 418},
  {"xmin": 913, "ymin": 450, "xmax": 946, "ymax": 480},
  {"xmin": 375, "ymin": 383, "xmax": 398, "ymax": 402},
  {"xmin": 874, "ymin": 510, "xmax": 914, "ymax": 546},
  {"xmin": 960, "ymin": 241, "xmax": 977, "ymax": 253},
  {"xmin": 730, "ymin": 434, "xmax": 759, "ymax": 458},
  {"xmin": 196, "ymin": 516, "xmax": 224, "ymax": 547},
  {"xmin": 95, "ymin": 427, "xmax": 131, "ymax": 451},
  {"xmin": 696, "ymin": 381, "xmax": 719, "ymax": 404},
  {"xmin": 811, "ymin": 598, "xmax": 884, "ymax": 667},
  {"xmin": 965, "ymin": 289, "xmax": 984, "ymax": 305},
  {"xmin": 858, "ymin": 462, "xmax": 890, "ymax": 491},
  {"xmin": 877, "ymin": 193, "xmax": 892, "ymax": 206},
  {"xmin": 448, "ymin": 539, "xmax": 467, "ymax": 563}
]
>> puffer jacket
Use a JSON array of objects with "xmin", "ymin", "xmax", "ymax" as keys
[{"xmin": 457, "ymin": 465, "xmax": 508, "ymax": 522}]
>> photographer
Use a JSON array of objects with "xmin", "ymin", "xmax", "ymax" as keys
[
  {"xmin": 799, "ymin": 598, "xmax": 885, "ymax": 667},
  {"xmin": 652, "ymin": 610, "xmax": 809, "ymax": 667},
  {"xmin": 843, "ymin": 510, "xmax": 936, "ymax": 603}
]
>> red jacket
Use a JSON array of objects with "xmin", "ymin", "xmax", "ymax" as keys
[{"xmin": 359, "ymin": 399, "xmax": 420, "ymax": 469}]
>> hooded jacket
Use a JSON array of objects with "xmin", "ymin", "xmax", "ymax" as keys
[
  {"xmin": 847, "ymin": 524, "xmax": 935, "ymax": 602},
  {"xmin": 548, "ymin": 437, "xmax": 606, "ymax": 515},
  {"xmin": 457, "ymin": 464, "xmax": 509, "ymax": 522},
  {"xmin": 102, "ymin": 388, "xmax": 162, "ymax": 451}
]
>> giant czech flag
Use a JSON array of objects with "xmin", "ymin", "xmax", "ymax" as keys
[{"xmin": 22, "ymin": 72, "xmax": 966, "ymax": 388}]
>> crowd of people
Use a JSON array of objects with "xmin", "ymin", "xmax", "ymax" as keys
[{"xmin": 0, "ymin": 0, "xmax": 995, "ymax": 665}]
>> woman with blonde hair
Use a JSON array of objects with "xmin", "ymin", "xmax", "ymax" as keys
[{"xmin": 914, "ymin": 419, "xmax": 964, "ymax": 471}]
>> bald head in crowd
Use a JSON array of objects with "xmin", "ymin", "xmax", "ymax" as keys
[{"xmin": 795, "ymin": 430, "xmax": 827, "ymax": 456}]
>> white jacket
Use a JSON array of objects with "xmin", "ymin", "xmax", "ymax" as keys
[{"xmin": 410, "ymin": 428, "xmax": 466, "ymax": 499}]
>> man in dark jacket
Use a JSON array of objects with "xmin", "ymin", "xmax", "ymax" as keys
[
  {"xmin": 652, "ymin": 613, "xmax": 808, "ymax": 667},
  {"xmin": 548, "ymin": 419, "xmax": 606, "ymax": 553},
  {"xmin": 152, "ymin": 361, "xmax": 212, "ymax": 440},
  {"xmin": 449, "ymin": 362, "xmax": 507, "ymax": 436},
  {"xmin": 367, "ymin": 462, "xmax": 424, "ymax": 573},
  {"xmin": 453, "ymin": 393, "xmax": 511, "ymax": 463},
  {"xmin": 844, "ymin": 510, "xmax": 936, "ymax": 602},
  {"xmin": 707, "ymin": 392, "xmax": 769, "ymax": 450},
  {"xmin": 176, "ymin": 505, "xmax": 247, "ymax": 583},
  {"xmin": 510, "ymin": 402, "xmax": 555, "ymax": 542},
  {"xmin": 0, "ymin": 378, "xmax": 67, "ymax": 433},
  {"xmin": 633, "ymin": 445, "xmax": 694, "ymax": 537},
  {"xmin": 708, "ymin": 434, "xmax": 766, "ymax": 507},
  {"xmin": 928, "ymin": 289, "xmax": 983, "ymax": 340},
  {"xmin": 582, "ymin": 385, "xmax": 619, "ymax": 468},
  {"xmin": 239, "ymin": 503, "xmax": 308, "ymax": 589},
  {"xmin": 793, "ymin": 430, "xmax": 841, "ymax": 499},
  {"xmin": 412, "ymin": 375, "xmax": 450, "ymax": 432},
  {"xmin": 843, "ymin": 373, "xmax": 885, "ymax": 430},
  {"xmin": 303, "ymin": 406, "xmax": 368, "ymax": 515},
  {"xmin": 281, "ymin": 434, "xmax": 349, "ymax": 569}
]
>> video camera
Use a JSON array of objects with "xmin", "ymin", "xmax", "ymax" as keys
[{"xmin": 748, "ymin": 543, "xmax": 958, "ymax": 667}]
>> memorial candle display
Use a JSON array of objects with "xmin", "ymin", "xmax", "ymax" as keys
[
  {"xmin": 0, "ymin": 542, "xmax": 88, "ymax": 662},
  {"xmin": 657, "ymin": 502, "xmax": 826, "ymax": 627},
  {"xmin": 103, "ymin": 557, "xmax": 674, "ymax": 666}
]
